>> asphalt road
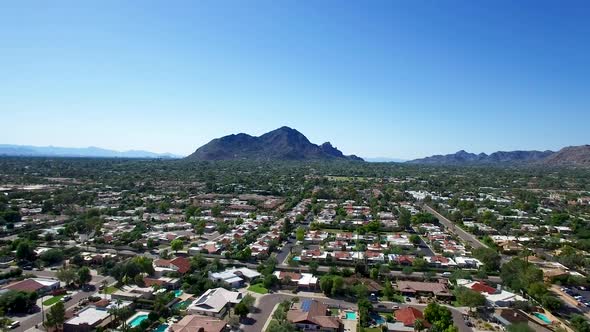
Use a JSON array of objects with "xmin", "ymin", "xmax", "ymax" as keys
[
  {"xmin": 416, "ymin": 236, "xmax": 436, "ymax": 257},
  {"xmin": 422, "ymin": 204, "xmax": 488, "ymax": 250}
]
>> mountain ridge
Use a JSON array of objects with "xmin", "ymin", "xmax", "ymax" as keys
[
  {"xmin": 0, "ymin": 144, "xmax": 180, "ymax": 159},
  {"xmin": 408, "ymin": 146, "xmax": 590, "ymax": 167},
  {"xmin": 186, "ymin": 126, "xmax": 362, "ymax": 161}
]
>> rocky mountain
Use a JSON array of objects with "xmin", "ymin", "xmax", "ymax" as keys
[
  {"xmin": 0, "ymin": 144, "xmax": 180, "ymax": 159},
  {"xmin": 186, "ymin": 127, "xmax": 363, "ymax": 161},
  {"xmin": 408, "ymin": 149, "xmax": 555, "ymax": 165},
  {"xmin": 542, "ymin": 145, "xmax": 590, "ymax": 167}
]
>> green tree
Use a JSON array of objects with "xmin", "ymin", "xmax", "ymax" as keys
[
  {"xmin": 234, "ymin": 302, "xmax": 249, "ymax": 318},
  {"xmin": 500, "ymin": 258, "xmax": 543, "ymax": 293},
  {"xmin": 370, "ymin": 267, "xmax": 380, "ymax": 280},
  {"xmin": 383, "ymin": 278, "xmax": 394, "ymax": 300},
  {"xmin": 170, "ymin": 239, "xmax": 184, "ymax": 253},
  {"xmin": 423, "ymin": 302, "xmax": 453, "ymax": 330},
  {"xmin": 472, "ymin": 247, "xmax": 501, "ymax": 272},
  {"xmin": 320, "ymin": 276, "xmax": 333, "ymax": 295},
  {"xmin": 571, "ymin": 314, "xmax": 590, "ymax": 332},
  {"xmin": 296, "ymin": 227, "xmax": 305, "ymax": 241},
  {"xmin": 454, "ymin": 286, "xmax": 486, "ymax": 312},
  {"xmin": 77, "ymin": 266, "xmax": 92, "ymax": 285},
  {"xmin": 409, "ymin": 234, "xmax": 421, "ymax": 245},
  {"xmin": 15, "ymin": 240, "xmax": 35, "ymax": 261},
  {"xmin": 332, "ymin": 276, "xmax": 344, "ymax": 296},
  {"xmin": 412, "ymin": 258, "xmax": 427, "ymax": 271},
  {"xmin": 45, "ymin": 301, "xmax": 66, "ymax": 330},
  {"xmin": 238, "ymin": 247, "xmax": 252, "ymax": 261},
  {"xmin": 541, "ymin": 295, "xmax": 562, "ymax": 311},
  {"xmin": 211, "ymin": 205, "xmax": 222, "ymax": 217},
  {"xmin": 241, "ymin": 294, "xmax": 255, "ymax": 310},
  {"xmin": 56, "ymin": 267, "xmax": 77, "ymax": 286},
  {"xmin": 358, "ymin": 298, "xmax": 373, "ymax": 327},
  {"xmin": 39, "ymin": 248, "xmax": 65, "ymax": 265},
  {"xmin": 309, "ymin": 261, "xmax": 319, "ymax": 275},
  {"xmin": 398, "ymin": 208, "xmax": 411, "ymax": 229},
  {"xmin": 413, "ymin": 319, "xmax": 425, "ymax": 332}
]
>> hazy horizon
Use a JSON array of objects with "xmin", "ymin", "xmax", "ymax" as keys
[{"xmin": 2, "ymin": 1, "xmax": 589, "ymax": 159}]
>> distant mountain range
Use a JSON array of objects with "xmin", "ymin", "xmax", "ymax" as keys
[
  {"xmin": 0, "ymin": 144, "xmax": 180, "ymax": 159},
  {"xmin": 364, "ymin": 157, "xmax": 407, "ymax": 163},
  {"xmin": 186, "ymin": 126, "xmax": 363, "ymax": 161},
  {"xmin": 3, "ymin": 138, "xmax": 589, "ymax": 167},
  {"xmin": 408, "ymin": 145, "xmax": 590, "ymax": 167}
]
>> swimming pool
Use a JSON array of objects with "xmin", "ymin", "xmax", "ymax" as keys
[
  {"xmin": 174, "ymin": 290, "xmax": 183, "ymax": 297},
  {"xmin": 293, "ymin": 256, "xmax": 301, "ymax": 261},
  {"xmin": 370, "ymin": 312, "xmax": 385, "ymax": 324},
  {"xmin": 173, "ymin": 300, "xmax": 192, "ymax": 310},
  {"xmin": 153, "ymin": 324, "xmax": 168, "ymax": 332},
  {"xmin": 345, "ymin": 312, "xmax": 357, "ymax": 320},
  {"xmin": 129, "ymin": 314, "xmax": 149, "ymax": 328},
  {"xmin": 534, "ymin": 312, "xmax": 551, "ymax": 324}
]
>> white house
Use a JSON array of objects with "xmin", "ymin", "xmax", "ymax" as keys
[{"xmin": 187, "ymin": 288, "xmax": 243, "ymax": 318}]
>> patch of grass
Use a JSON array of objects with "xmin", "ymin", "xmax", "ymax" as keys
[
  {"xmin": 247, "ymin": 283, "xmax": 268, "ymax": 294},
  {"xmin": 104, "ymin": 286, "xmax": 118, "ymax": 294},
  {"xmin": 362, "ymin": 328, "xmax": 382, "ymax": 332},
  {"xmin": 43, "ymin": 295, "xmax": 64, "ymax": 306},
  {"xmin": 330, "ymin": 308, "xmax": 339, "ymax": 316}
]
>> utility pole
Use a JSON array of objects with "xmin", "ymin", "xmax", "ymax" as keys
[{"xmin": 41, "ymin": 294, "xmax": 46, "ymax": 328}]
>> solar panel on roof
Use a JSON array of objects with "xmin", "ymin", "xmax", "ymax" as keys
[{"xmin": 301, "ymin": 299, "xmax": 313, "ymax": 312}]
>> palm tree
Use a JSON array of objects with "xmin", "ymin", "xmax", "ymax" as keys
[
  {"xmin": 101, "ymin": 280, "xmax": 109, "ymax": 298},
  {"xmin": 413, "ymin": 319, "xmax": 425, "ymax": 332}
]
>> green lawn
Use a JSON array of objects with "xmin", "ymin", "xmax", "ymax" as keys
[
  {"xmin": 104, "ymin": 286, "xmax": 118, "ymax": 294},
  {"xmin": 362, "ymin": 328, "xmax": 382, "ymax": 332},
  {"xmin": 330, "ymin": 308, "xmax": 340, "ymax": 316},
  {"xmin": 43, "ymin": 295, "xmax": 64, "ymax": 306},
  {"xmin": 247, "ymin": 284, "xmax": 269, "ymax": 294}
]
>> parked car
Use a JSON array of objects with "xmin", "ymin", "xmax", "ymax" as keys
[
  {"xmin": 52, "ymin": 288, "xmax": 67, "ymax": 296},
  {"xmin": 61, "ymin": 295, "xmax": 72, "ymax": 302},
  {"xmin": 8, "ymin": 321, "xmax": 20, "ymax": 329},
  {"xmin": 81, "ymin": 284, "xmax": 96, "ymax": 291}
]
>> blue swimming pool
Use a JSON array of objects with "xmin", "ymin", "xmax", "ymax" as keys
[
  {"xmin": 173, "ymin": 299, "xmax": 192, "ymax": 310},
  {"xmin": 534, "ymin": 312, "xmax": 551, "ymax": 324},
  {"xmin": 153, "ymin": 324, "xmax": 168, "ymax": 332},
  {"xmin": 370, "ymin": 312, "xmax": 385, "ymax": 324},
  {"xmin": 345, "ymin": 312, "xmax": 357, "ymax": 320},
  {"xmin": 174, "ymin": 290, "xmax": 183, "ymax": 297},
  {"xmin": 129, "ymin": 314, "xmax": 149, "ymax": 328}
]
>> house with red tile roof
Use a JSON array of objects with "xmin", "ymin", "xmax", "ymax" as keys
[
  {"xmin": 395, "ymin": 280, "xmax": 452, "ymax": 299},
  {"xmin": 287, "ymin": 300, "xmax": 341, "ymax": 332},
  {"xmin": 397, "ymin": 255, "xmax": 415, "ymax": 266},
  {"xmin": 5, "ymin": 278, "xmax": 60, "ymax": 294},
  {"xmin": 389, "ymin": 307, "xmax": 430, "ymax": 331},
  {"xmin": 170, "ymin": 315, "xmax": 227, "ymax": 332},
  {"xmin": 153, "ymin": 257, "xmax": 191, "ymax": 277}
]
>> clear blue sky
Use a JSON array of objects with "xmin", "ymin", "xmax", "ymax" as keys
[{"xmin": 1, "ymin": 1, "xmax": 589, "ymax": 159}]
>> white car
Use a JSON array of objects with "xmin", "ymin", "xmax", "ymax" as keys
[{"xmin": 8, "ymin": 321, "xmax": 20, "ymax": 329}]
